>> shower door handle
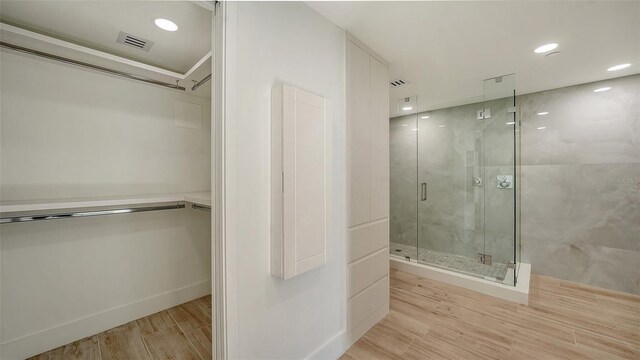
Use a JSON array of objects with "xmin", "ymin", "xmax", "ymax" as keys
[{"xmin": 421, "ymin": 183, "xmax": 427, "ymax": 201}]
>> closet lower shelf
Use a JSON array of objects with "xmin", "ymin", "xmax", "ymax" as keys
[{"xmin": 0, "ymin": 192, "xmax": 211, "ymax": 224}]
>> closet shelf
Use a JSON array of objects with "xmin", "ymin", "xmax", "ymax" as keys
[{"xmin": 0, "ymin": 192, "xmax": 211, "ymax": 214}]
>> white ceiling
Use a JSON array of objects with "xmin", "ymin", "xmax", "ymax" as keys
[
  {"xmin": 0, "ymin": 1, "xmax": 211, "ymax": 74},
  {"xmin": 307, "ymin": 1, "xmax": 640, "ymax": 117}
]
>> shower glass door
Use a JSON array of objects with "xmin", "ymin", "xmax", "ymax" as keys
[
  {"xmin": 415, "ymin": 75, "xmax": 518, "ymax": 284},
  {"xmin": 389, "ymin": 96, "xmax": 419, "ymax": 261}
]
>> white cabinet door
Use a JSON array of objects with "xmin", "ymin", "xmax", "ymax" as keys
[
  {"xmin": 347, "ymin": 41, "xmax": 371, "ymax": 227},
  {"xmin": 369, "ymin": 57, "xmax": 389, "ymax": 221},
  {"xmin": 272, "ymin": 85, "xmax": 326, "ymax": 279}
]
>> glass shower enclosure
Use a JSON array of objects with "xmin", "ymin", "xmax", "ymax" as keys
[{"xmin": 390, "ymin": 75, "xmax": 520, "ymax": 285}]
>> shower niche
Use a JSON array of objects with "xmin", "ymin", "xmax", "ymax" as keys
[{"xmin": 389, "ymin": 74, "xmax": 521, "ymax": 286}]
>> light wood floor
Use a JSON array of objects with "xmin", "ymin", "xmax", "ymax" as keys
[
  {"xmin": 341, "ymin": 269, "xmax": 640, "ymax": 360},
  {"xmin": 28, "ymin": 295, "xmax": 212, "ymax": 360}
]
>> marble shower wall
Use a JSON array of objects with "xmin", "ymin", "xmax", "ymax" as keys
[
  {"xmin": 518, "ymin": 74, "xmax": 640, "ymax": 295},
  {"xmin": 390, "ymin": 73, "xmax": 640, "ymax": 294}
]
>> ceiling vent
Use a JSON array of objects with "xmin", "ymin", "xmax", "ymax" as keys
[
  {"xmin": 390, "ymin": 78, "xmax": 409, "ymax": 87},
  {"xmin": 116, "ymin": 31, "xmax": 154, "ymax": 52}
]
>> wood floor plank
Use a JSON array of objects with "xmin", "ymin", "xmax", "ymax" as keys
[
  {"xmin": 390, "ymin": 270, "xmax": 424, "ymax": 288},
  {"xmin": 361, "ymin": 321, "xmax": 414, "ymax": 356},
  {"xmin": 346, "ymin": 337, "xmax": 405, "ymax": 360},
  {"xmin": 389, "ymin": 297, "xmax": 442, "ymax": 328},
  {"xmin": 26, "ymin": 352, "xmax": 50, "ymax": 360},
  {"xmin": 616, "ymin": 322, "xmax": 640, "ymax": 347},
  {"xmin": 505, "ymin": 309, "xmax": 577, "ymax": 344},
  {"xmin": 338, "ymin": 353, "xmax": 357, "ymax": 360},
  {"xmin": 426, "ymin": 321, "xmax": 511, "ymax": 357},
  {"xmin": 344, "ymin": 270, "xmax": 640, "ymax": 359},
  {"xmin": 186, "ymin": 326, "xmax": 213, "ymax": 360},
  {"xmin": 27, "ymin": 296, "xmax": 213, "ymax": 360},
  {"xmin": 136, "ymin": 310, "xmax": 176, "ymax": 337},
  {"xmin": 383, "ymin": 309, "xmax": 431, "ymax": 337},
  {"xmin": 517, "ymin": 300, "xmax": 620, "ymax": 337},
  {"xmin": 390, "ymin": 286, "xmax": 440, "ymax": 310},
  {"xmin": 143, "ymin": 325, "xmax": 201, "ymax": 360},
  {"xmin": 407, "ymin": 332, "xmax": 508, "ymax": 360},
  {"xmin": 168, "ymin": 298, "xmax": 212, "ymax": 335},
  {"xmin": 50, "ymin": 336, "xmax": 100, "ymax": 360},
  {"xmin": 434, "ymin": 301, "xmax": 511, "ymax": 335},
  {"xmin": 98, "ymin": 321, "xmax": 150, "ymax": 360},
  {"xmin": 558, "ymin": 280, "xmax": 640, "ymax": 305},
  {"xmin": 574, "ymin": 329, "xmax": 640, "ymax": 359}
]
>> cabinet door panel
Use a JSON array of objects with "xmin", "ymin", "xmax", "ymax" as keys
[
  {"xmin": 369, "ymin": 57, "xmax": 389, "ymax": 221},
  {"xmin": 347, "ymin": 41, "xmax": 371, "ymax": 227}
]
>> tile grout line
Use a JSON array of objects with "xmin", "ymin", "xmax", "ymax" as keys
[
  {"xmin": 97, "ymin": 335, "xmax": 103, "ymax": 360},
  {"xmin": 133, "ymin": 318, "xmax": 154, "ymax": 359},
  {"xmin": 167, "ymin": 304, "xmax": 205, "ymax": 360}
]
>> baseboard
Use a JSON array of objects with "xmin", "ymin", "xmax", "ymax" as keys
[
  {"xmin": 307, "ymin": 301, "xmax": 388, "ymax": 360},
  {"xmin": 306, "ymin": 329, "xmax": 347, "ymax": 360},
  {"xmin": 1, "ymin": 280, "xmax": 211, "ymax": 360}
]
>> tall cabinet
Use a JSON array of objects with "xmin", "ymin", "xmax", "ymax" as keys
[{"xmin": 346, "ymin": 34, "xmax": 390, "ymax": 342}]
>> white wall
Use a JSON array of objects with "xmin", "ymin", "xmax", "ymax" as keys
[
  {"xmin": 223, "ymin": 2, "xmax": 346, "ymax": 358},
  {"xmin": 0, "ymin": 52, "xmax": 211, "ymax": 359}
]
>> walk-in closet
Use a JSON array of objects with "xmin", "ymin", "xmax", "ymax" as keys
[{"xmin": 0, "ymin": 1, "xmax": 215, "ymax": 359}]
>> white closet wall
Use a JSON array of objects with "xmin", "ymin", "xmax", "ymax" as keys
[
  {"xmin": 0, "ymin": 52, "xmax": 211, "ymax": 359},
  {"xmin": 346, "ymin": 36, "xmax": 390, "ymax": 340}
]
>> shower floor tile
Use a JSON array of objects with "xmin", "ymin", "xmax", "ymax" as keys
[{"xmin": 390, "ymin": 242, "xmax": 508, "ymax": 281}]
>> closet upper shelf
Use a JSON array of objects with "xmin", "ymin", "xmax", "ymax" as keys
[
  {"xmin": 0, "ymin": 192, "xmax": 211, "ymax": 214},
  {"xmin": 0, "ymin": 22, "xmax": 212, "ymax": 97}
]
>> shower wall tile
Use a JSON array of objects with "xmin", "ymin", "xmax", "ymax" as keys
[
  {"xmin": 519, "ymin": 74, "xmax": 640, "ymax": 294},
  {"xmin": 521, "ymin": 162, "xmax": 640, "ymax": 253},
  {"xmin": 519, "ymin": 74, "xmax": 640, "ymax": 166},
  {"xmin": 417, "ymin": 223, "xmax": 482, "ymax": 260}
]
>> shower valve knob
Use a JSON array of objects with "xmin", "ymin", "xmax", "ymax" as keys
[{"xmin": 496, "ymin": 175, "xmax": 513, "ymax": 189}]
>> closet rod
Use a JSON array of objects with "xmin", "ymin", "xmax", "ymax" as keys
[
  {"xmin": 191, "ymin": 203, "xmax": 211, "ymax": 211},
  {"xmin": 0, "ymin": 203, "xmax": 185, "ymax": 225},
  {"xmin": 191, "ymin": 74, "xmax": 212, "ymax": 91},
  {"xmin": 0, "ymin": 41, "xmax": 186, "ymax": 91}
]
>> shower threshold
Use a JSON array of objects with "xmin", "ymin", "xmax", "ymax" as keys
[
  {"xmin": 390, "ymin": 242, "xmax": 508, "ymax": 280},
  {"xmin": 390, "ymin": 246, "xmax": 531, "ymax": 304}
]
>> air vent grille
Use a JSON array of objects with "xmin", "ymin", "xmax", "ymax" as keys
[
  {"xmin": 390, "ymin": 78, "xmax": 408, "ymax": 87},
  {"xmin": 116, "ymin": 31, "xmax": 154, "ymax": 52}
]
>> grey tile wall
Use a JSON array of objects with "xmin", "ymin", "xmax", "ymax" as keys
[{"xmin": 519, "ymin": 74, "xmax": 640, "ymax": 294}]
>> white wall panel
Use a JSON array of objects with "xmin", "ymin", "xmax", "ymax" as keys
[
  {"xmin": 224, "ymin": 2, "xmax": 345, "ymax": 358},
  {"xmin": 369, "ymin": 57, "xmax": 390, "ymax": 221},
  {"xmin": 347, "ymin": 41, "xmax": 371, "ymax": 227}
]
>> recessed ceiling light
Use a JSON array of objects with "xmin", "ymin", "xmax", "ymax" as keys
[
  {"xmin": 537, "ymin": 126, "xmax": 547, "ymax": 130},
  {"xmin": 537, "ymin": 112, "xmax": 549, "ymax": 116},
  {"xmin": 506, "ymin": 122, "xmax": 516, "ymax": 125},
  {"xmin": 438, "ymin": 125, "xmax": 446, "ymax": 128},
  {"xmin": 421, "ymin": 115, "xmax": 430, "ymax": 119},
  {"xmin": 401, "ymin": 124, "xmax": 409, "ymax": 127},
  {"xmin": 402, "ymin": 106, "xmax": 413, "ymax": 111},
  {"xmin": 155, "ymin": 18, "xmax": 179, "ymax": 32},
  {"xmin": 593, "ymin": 87, "xmax": 611, "ymax": 93},
  {"xmin": 411, "ymin": 128, "xmax": 418, "ymax": 131},
  {"xmin": 534, "ymin": 43, "xmax": 558, "ymax": 54},
  {"xmin": 607, "ymin": 63, "xmax": 631, "ymax": 71}
]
